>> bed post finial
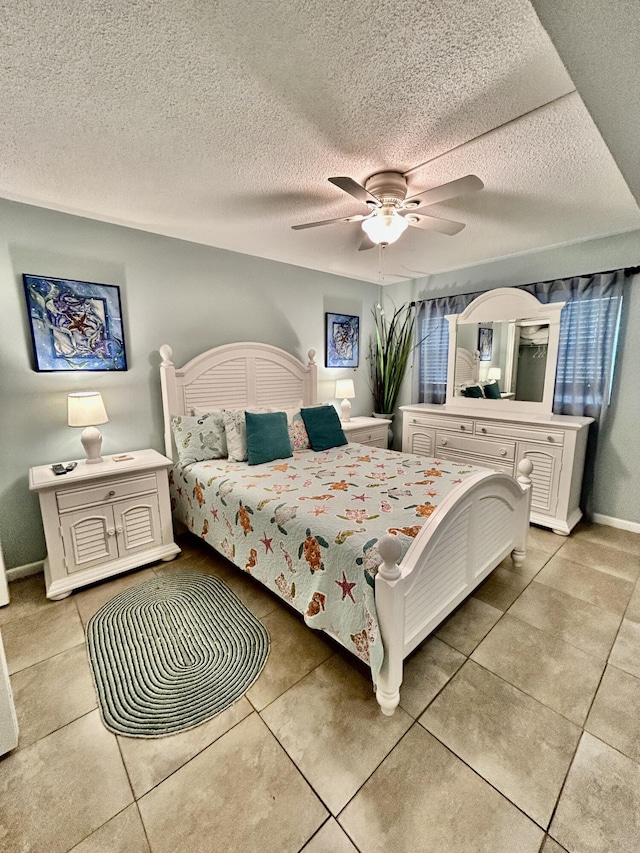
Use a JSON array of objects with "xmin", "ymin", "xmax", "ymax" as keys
[
  {"xmin": 377, "ymin": 534, "xmax": 402, "ymax": 582},
  {"xmin": 160, "ymin": 344, "xmax": 174, "ymax": 367},
  {"xmin": 516, "ymin": 458, "xmax": 533, "ymax": 489},
  {"xmin": 307, "ymin": 349, "xmax": 316, "ymax": 366}
]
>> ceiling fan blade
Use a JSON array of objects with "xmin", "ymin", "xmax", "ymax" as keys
[
  {"xmin": 291, "ymin": 213, "xmax": 367, "ymax": 230},
  {"xmin": 358, "ymin": 234, "xmax": 376, "ymax": 251},
  {"xmin": 404, "ymin": 214, "xmax": 466, "ymax": 236},
  {"xmin": 328, "ymin": 176, "xmax": 380, "ymax": 206},
  {"xmin": 403, "ymin": 174, "xmax": 484, "ymax": 209}
]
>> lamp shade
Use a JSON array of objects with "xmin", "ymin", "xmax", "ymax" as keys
[
  {"xmin": 487, "ymin": 367, "xmax": 502, "ymax": 381},
  {"xmin": 335, "ymin": 379, "xmax": 355, "ymax": 400},
  {"xmin": 68, "ymin": 392, "xmax": 108, "ymax": 427},
  {"xmin": 361, "ymin": 211, "xmax": 408, "ymax": 245}
]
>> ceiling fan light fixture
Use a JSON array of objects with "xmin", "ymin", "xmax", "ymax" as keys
[{"xmin": 361, "ymin": 210, "xmax": 408, "ymax": 245}]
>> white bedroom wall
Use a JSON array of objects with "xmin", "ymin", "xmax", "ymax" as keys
[
  {"xmin": 387, "ymin": 230, "xmax": 640, "ymax": 526},
  {"xmin": 0, "ymin": 198, "xmax": 379, "ymax": 569}
]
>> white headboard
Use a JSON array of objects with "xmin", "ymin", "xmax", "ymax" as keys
[{"xmin": 159, "ymin": 342, "xmax": 318, "ymax": 459}]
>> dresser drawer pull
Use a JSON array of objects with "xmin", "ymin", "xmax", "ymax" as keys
[
  {"xmin": 460, "ymin": 425, "xmax": 466, "ymax": 431},
  {"xmin": 440, "ymin": 439, "xmax": 448, "ymax": 446},
  {"xmin": 500, "ymin": 449, "xmax": 507, "ymax": 456},
  {"xmin": 480, "ymin": 427, "xmax": 487, "ymax": 434},
  {"xmin": 107, "ymin": 490, "xmax": 116, "ymax": 498},
  {"xmin": 547, "ymin": 435, "xmax": 554, "ymax": 442}
]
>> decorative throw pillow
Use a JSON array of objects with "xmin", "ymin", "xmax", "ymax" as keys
[
  {"xmin": 461, "ymin": 385, "xmax": 484, "ymax": 398},
  {"xmin": 483, "ymin": 380, "xmax": 501, "ymax": 399},
  {"xmin": 276, "ymin": 405, "xmax": 311, "ymax": 451},
  {"xmin": 222, "ymin": 408, "xmax": 271, "ymax": 461},
  {"xmin": 171, "ymin": 412, "xmax": 227, "ymax": 466},
  {"xmin": 300, "ymin": 405, "xmax": 348, "ymax": 451},
  {"xmin": 245, "ymin": 411, "xmax": 293, "ymax": 465}
]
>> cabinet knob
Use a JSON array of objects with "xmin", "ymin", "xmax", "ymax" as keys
[
  {"xmin": 107, "ymin": 489, "xmax": 116, "ymax": 497},
  {"xmin": 500, "ymin": 449, "xmax": 507, "ymax": 456},
  {"xmin": 547, "ymin": 435, "xmax": 554, "ymax": 442},
  {"xmin": 481, "ymin": 427, "xmax": 487, "ymax": 434},
  {"xmin": 107, "ymin": 528, "xmax": 115, "ymax": 536},
  {"xmin": 441, "ymin": 439, "xmax": 448, "ymax": 446},
  {"xmin": 460, "ymin": 425, "xmax": 466, "ymax": 431},
  {"xmin": 116, "ymin": 525, "xmax": 123, "ymax": 534}
]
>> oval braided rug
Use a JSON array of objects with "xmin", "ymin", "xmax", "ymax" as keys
[{"xmin": 87, "ymin": 572, "xmax": 270, "ymax": 738}]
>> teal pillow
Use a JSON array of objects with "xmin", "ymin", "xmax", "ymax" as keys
[
  {"xmin": 461, "ymin": 385, "xmax": 484, "ymax": 398},
  {"xmin": 483, "ymin": 381, "xmax": 501, "ymax": 399},
  {"xmin": 300, "ymin": 405, "xmax": 348, "ymax": 451},
  {"xmin": 245, "ymin": 411, "xmax": 292, "ymax": 465}
]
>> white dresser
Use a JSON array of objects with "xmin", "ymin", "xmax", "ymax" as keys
[{"xmin": 402, "ymin": 403, "xmax": 591, "ymax": 534}]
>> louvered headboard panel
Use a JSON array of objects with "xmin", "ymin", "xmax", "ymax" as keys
[{"xmin": 159, "ymin": 342, "xmax": 318, "ymax": 460}]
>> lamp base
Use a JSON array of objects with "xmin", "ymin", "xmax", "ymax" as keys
[
  {"xmin": 80, "ymin": 426, "xmax": 104, "ymax": 464},
  {"xmin": 340, "ymin": 399, "xmax": 352, "ymax": 422}
]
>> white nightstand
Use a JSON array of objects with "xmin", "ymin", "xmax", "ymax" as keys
[
  {"xmin": 341, "ymin": 416, "xmax": 391, "ymax": 449},
  {"xmin": 30, "ymin": 449, "xmax": 180, "ymax": 600}
]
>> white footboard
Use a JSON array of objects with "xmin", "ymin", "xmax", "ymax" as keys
[{"xmin": 374, "ymin": 460, "xmax": 532, "ymax": 715}]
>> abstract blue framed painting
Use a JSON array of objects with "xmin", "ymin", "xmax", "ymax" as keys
[
  {"xmin": 23, "ymin": 275, "xmax": 127, "ymax": 372},
  {"xmin": 325, "ymin": 312, "xmax": 359, "ymax": 368}
]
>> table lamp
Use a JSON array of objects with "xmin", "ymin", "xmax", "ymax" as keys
[
  {"xmin": 68, "ymin": 392, "xmax": 108, "ymax": 464},
  {"xmin": 335, "ymin": 379, "xmax": 355, "ymax": 422},
  {"xmin": 487, "ymin": 367, "xmax": 502, "ymax": 383}
]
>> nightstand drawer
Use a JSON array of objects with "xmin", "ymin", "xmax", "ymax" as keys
[
  {"xmin": 347, "ymin": 428, "xmax": 385, "ymax": 445},
  {"xmin": 56, "ymin": 473, "xmax": 158, "ymax": 512}
]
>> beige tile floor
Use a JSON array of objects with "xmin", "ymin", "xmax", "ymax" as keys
[{"xmin": 1, "ymin": 522, "xmax": 640, "ymax": 852}]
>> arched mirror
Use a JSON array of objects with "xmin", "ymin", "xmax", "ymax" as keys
[{"xmin": 445, "ymin": 288, "xmax": 564, "ymax": 414}]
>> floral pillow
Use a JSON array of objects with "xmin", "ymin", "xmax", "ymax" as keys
[
  {"xmin": 171, "ymin": 412, "xmax": 227, "ymax": 466},
  {"xmin": 278, "ymin": 405, "xmax": 311, "ymax": 451}
]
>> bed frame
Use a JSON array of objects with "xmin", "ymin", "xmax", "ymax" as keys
[{"xmin": 160, "ymin": 341, "xmax": 532, "ymax": 715}]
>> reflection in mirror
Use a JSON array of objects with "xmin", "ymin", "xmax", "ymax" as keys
[{"xmin": 452, "ymin": 319, "xmax": 550, "ymax": 403}]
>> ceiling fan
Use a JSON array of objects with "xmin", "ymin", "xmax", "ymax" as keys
[{"xmin": 292, "ymin": 171, "xmax": 483, "ymax": 250}]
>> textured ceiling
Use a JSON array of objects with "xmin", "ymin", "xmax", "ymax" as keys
[{"xmin": 1, "ymin": 0, "xmax": 639, "ymax": 283}]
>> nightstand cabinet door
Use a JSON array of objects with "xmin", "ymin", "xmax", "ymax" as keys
[
  {"xmin": 60, "ymin": 507, "xmax": 119, "ymax": 573},
  {"xmin": 115, "ymin": 495, "xmax": 162, "ymax": 556}
]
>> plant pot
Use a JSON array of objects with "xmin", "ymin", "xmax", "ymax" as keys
[{"xmin": 372, "ymin": 412, "xmax": 394, "ymax": 447}]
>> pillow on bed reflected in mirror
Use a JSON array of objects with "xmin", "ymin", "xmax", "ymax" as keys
[
  {"xmin": 483, "ymin": 380, "xmax": 502, "ymax": 399},
  {"xmin": 245, "ymin": 411, "xmax": 293, "ymax": 465},
  {"xmin": 300, "ymin": 405, "xmax": 348, "ymax": 451},
  {"xmin": 171, "ymin": 412, "xmax": 227, "ymax": 466}
]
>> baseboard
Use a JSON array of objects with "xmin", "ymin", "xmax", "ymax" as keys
[
  {"xmin": 6, "ymin": 561, "xmax": 44, "ymax": 582},
  {"xmin": 591, "ymin": 513, "xmax": 640, "ymax": 535}
]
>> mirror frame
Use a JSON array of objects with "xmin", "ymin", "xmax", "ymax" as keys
[{"xmin": 445, "ymin": 288, "xmax": 565, "ymax": 413}]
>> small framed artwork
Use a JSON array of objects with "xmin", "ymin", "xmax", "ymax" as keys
[
  {"xmin": 325, "ymin": 312, "xmax": 359, "ymax": 368},
  {"xmin": 478, "ymin": 327, "xmax": 493, "ymax": 362},
  {"xmin": 23, "ymin": 274, "xmax": 127, "ymax": 372}
]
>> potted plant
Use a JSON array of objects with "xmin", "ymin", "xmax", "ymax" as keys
[{"xmin": 368, "ymin": 301, "xmax": 419, "ymax": 425}]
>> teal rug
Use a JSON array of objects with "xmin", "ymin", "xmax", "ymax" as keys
[{"xmin": 87, "ymin": 572, "xmax": 270, "ymax": 738}]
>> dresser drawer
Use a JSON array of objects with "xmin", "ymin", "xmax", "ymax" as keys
[
  {"xmin": 436, "ymin": 432, "xmax": 515, "ymax": 462},
  {"xmin": 406, "ymin": 414, "xmax": 474, "ymax": 433},
  {"xmin": 56, "ymin": 473, "xmax": 158, "ymax": 512},
  {"xmin": 474, "ymin": 421, "xmax": 565, "ymax": 446}
]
